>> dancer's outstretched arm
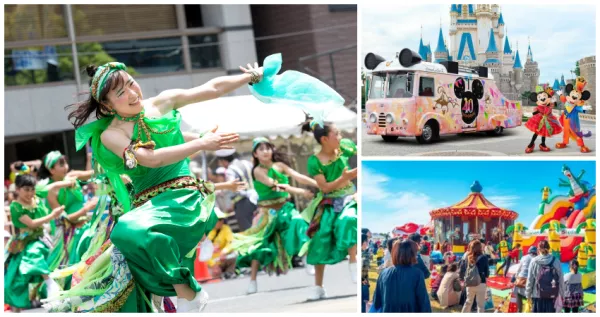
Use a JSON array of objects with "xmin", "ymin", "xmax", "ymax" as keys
[
  {"xmin": 278, "ymin": 163, "xmax": 318, "ymax": 188},
  {"xmin": 152, "ymin": 63, "xmax": 263, "ymax": 112},
  {"xmin": 18, "ymin": 205, "xmax": 64, "ymax": 229},
  {"xmin": 254, "ymin": 166, "xmax": 312, "ymax": 198},
  {"xmin": 313, "ymin": 167, "xmax": 357, "ymax": 194},
  {"xmin": 101, "ymin": 126, "xmax": 237, "ymax": 168}
]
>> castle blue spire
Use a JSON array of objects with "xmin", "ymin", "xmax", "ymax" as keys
[
  {"xmin": 486, "ymin": 28, "xmax": 498, "ymax": 53},
  {"xmin": 435, "ymin": 27, "xmax": 447, "ymax": 53},
  {"xmin": 498, "ymin": 13, "xmax": 505, "ymax": 25},
  {"xmin": 418, "ymin": 37, "xmax": 428, "ymax": 60},
  {"xmin": 503, "ymin": 36, "xmax": 512, "ymax": 54},
  {"xmin": 514, "ymin": 50, "xmax": 523, "ymax": 69},
  {"xmin": 560, "ymin": 75, "xmax": 566, "ymax": 87},
  {"xmin": 552, "ymin": 79, "xmax": 560, "ymax": 91},
  {"xmin": 527, "ymin": 43, "xmax": 533, "ymax": 61},
  {"xmin": 451, "ymin": 4, "xmax": 458, "ymax": 12}
]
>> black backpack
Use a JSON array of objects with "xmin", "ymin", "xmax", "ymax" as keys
[
  {"xmin": 420, "ymin": 243, "xmax": 429, "ymax": 254},
  {"xmin": 537, "ymin": 257, "xmax": 560, "ymax": 299}
]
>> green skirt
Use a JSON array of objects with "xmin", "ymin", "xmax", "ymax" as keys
[
  {"xmin": 44, "ymin": 187, "xmax": 216, "ymax": 313},
  {"xmin": 233, "ymin": 202, "xmax": 308, "ymax": 272},
  {"xmin": 111, "ymin": 187, "xmax": 217, "ymax": 297},
  {"xmin": 4, "ymin": 240, "xmax": 51, "ymax": 309},
  {"xmin": 306, "ymin": 199, "xmax": 357, "ymax": 265}
]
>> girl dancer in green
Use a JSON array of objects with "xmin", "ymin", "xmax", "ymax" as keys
[
  {"xmin": 4, "ymin": 174, "xmax": 75, "ymax": 312},
  {"xmin": 301, "ymin": 119, "xmax": 358, "ymax": 300},
  {"xmin": 43, "ymin": 60, "xmax": 261, "ymax": 312},
  {"xmin": 231, "ymin": 137, "xmax": 318, "ymax": 294}
]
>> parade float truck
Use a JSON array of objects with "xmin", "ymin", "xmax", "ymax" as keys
[{"xmin": 364, "ymin": 48, "xmax": 522, "ymax": 143}]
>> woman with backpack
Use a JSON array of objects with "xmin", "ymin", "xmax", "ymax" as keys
[
  {"xmin": 563, "ymin": 260, "xmax": 583, "ymax": 313},
  {"xmin": 526, "ymin": 240, "xmax": 564, "ymax": 313},
  {"xmin": 461, "ymin": 240, "xmax": 489, "ymax": 313}
]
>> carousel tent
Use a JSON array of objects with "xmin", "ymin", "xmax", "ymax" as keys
[{"xmin": 429, "ymin": 181, "xmax": 518, "ymax": 248}]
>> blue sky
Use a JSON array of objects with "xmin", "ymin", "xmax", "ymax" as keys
[
  {"xmin": 362, "ymin": 161, "xmax": 596, "ymax": 234},
  {"xmin": 362, "ymin": 4, "xmax": 595, "ymax": 85}
]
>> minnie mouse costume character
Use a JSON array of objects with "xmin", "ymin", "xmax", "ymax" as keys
[
  {"xmin": 524, "ymin": 87, "xmax": 562, "ymax": 153},
  {"xmin": 555, "ymin": 76, "xmax": 592, "ymax": 153}
]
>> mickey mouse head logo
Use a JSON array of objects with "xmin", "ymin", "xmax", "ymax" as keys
[{"xmin": 454, "ymin": 77, "xmax": 484, "ymax": 124}]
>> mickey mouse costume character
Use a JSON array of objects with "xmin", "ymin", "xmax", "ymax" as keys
[
  {"xmin": 555, "ymin": 76, "xmax": 593, "ymax": 153},
  {"xmin": 524, "ymin": 87, "xmax": 562, "ymax": 153}
]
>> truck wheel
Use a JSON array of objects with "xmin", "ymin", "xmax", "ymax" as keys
[
  {"xmin": 416, "ymin": 121, "xmax": 438, "ymax": 144},
  {"xmin": 486, "ymin": 126, "xmax": 504, "ymax": 136}
]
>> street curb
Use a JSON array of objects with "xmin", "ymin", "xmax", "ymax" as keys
[{"xmin": 406, "ymin": 150, "xmax": 509, "ymax": 156}]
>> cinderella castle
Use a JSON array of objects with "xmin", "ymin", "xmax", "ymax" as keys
[{"xmin": 418, "ymin": 4, "xmax": 540, "ymax": 101}]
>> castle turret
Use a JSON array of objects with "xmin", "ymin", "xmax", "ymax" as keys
[
  {"xmin": 560, "ymin": 74, "xmax": 566, "ymax": 89},
  {"xmin": 513, "ymin": 49, "xmax": 523, "ymax": 92},
  {"xmin": 552, "ymin": 79, "xmax": 560, "ymax": 92},
  {"xmin": 434, "ymin": 27, "xmax": 449, "ymax": 63},
  {"xmin": 484, "ymin": 28, "xmax": 500, "ymax": 77},
  {"xmin": 524, "ymin": 40, "xmax": 540, "ymax": 92},
  {"xmin": 502, "ymin": 35, "xmax": 513, "ymax": 71}
]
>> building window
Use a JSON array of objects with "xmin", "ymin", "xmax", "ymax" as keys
[
  {"xmin": 5, "ymin": 5, "xmax": 68, "ymax": 42},
  {"xmin": 419, "ymin": 77, "xmax": 435, "ymax": 97},
  {"xmin": 73, "ymin": 5, "xmax": 177, "ymax": 36},
  {"xmin": 5, "ymin": 46, "xmax": 74, "ymax": 86},
  {"xmin": 188, "ymin": 34, "xmax": 221, "ymax": 69},
  {"xmin": 184, "ymin": 5, "xmax": 204, "ymax": 28},
  {"xmin": 76, "ymin": 37, "xmax": 184, "ymax": 75},
  {"xmin": 328, "ymin": 5, "xmax": 357, "ymax": 12}
]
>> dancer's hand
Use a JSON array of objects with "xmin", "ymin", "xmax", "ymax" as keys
[
  {"xmin": 342, "ymin": 167, "xmax": 358, "ymax": 181},
  {"xmin": 221, "ymin": 180, "xmax": 247, "ymax": 192},
  {"xmin": 302, "ymin": 189, "xmax": 314, "ymax": 199},
  {"xmin": 50, "ymin": 206, "xmax": 65, "ymax": 219},
  {"xmin": 239, "ymin": 62, "xmax": 263, "ymax": 80},
  {"xmin": 198, "ymin": 125, "xmax": 239, "ymax": 151},
  {"xmin": 85, "ymin": 196, "xmax": 99, "ymax": 211}
]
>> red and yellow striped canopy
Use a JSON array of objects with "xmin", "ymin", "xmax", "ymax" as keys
[{"xmin": 429, "ymin": 182, "xmax": 518, "ymax": 220}]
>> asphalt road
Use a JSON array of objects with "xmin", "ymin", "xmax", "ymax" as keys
[
  {"xmin": 15, "ymin": 261, "xmax": 357, "ymax": 313},
  {"xmin": 361, "ymin": 120, "xmax": 596, "ymax": 156}
]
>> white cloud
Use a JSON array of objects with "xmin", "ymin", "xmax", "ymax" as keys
[
  {"xmin": 486, "ymin": 195, "xmax": 520, "ymax": 208},
  {"xmin": 362, "ymin": 191, "xmax": 447, "ymax": 234},
  {"xmin": 361, "ymin": 4, "xmax": 595, "ymax": 84},
  {"xmin": 362, "ymin": 167, "xmax": 392, "ymax": 201}
]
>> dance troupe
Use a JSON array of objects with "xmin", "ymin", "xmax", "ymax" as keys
[
  {"xmin": 4, "ymin": 54, "xmax": 358, "ymax": 313},
  {"xmin": 524, "ymin": 76, "xmax": 592, "ymax": 154}
]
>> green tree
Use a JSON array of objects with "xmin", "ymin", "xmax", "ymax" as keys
[
  {"xmin": 5, "ymin": 5, "xmax": 136, "ymax": 87},
  {"xmin": 575, "ymin": 61, "xmax": 580, "ymax": 77},
  {"xmin": 520, "ymin": 91, "xmax": 531, "ymax": 105}
]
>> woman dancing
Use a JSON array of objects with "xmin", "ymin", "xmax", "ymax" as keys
[
  {"xmin": 43, "ymin": 60, "xmax": 262, "ymax": 313},
  {"xmin": 301, "ymin": 119, "xmax": 358, "ymax": 300},
  {"xmin": 231, "ymin": 137, "xmax": 318, "ymax": 294},
  {"xmin": 37, "ymin": 151, "xmax": 98, "ymax": 289},
  {"xmin": 4, "ymin": 174, "xmax": 75, "ymax": 312}
]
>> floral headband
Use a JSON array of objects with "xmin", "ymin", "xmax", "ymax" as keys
[{"xmin": 90, "ymin": 62, "xmax": 127, "ymax": 102}]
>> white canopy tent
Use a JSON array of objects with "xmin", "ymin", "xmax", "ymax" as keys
[
  {"xmin": 178, "ymin": 95, "xmax": 357, "ymax": 179},
  {"xmin": 179, "ymin": 95, "xmax": 357, "ymax": 139}
]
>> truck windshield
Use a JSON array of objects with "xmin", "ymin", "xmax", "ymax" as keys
[
  {"xmin": 369, "ymin": 74, "xmax": 386, "ymax": 99},
  {"xmin": 386, "ymin": 72, "xmax": 413, "ymax": 98}
]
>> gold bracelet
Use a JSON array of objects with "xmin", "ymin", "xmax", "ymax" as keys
[{"xmin": 249, "ymin": 71, "xmax": 262, "ymax": 85}]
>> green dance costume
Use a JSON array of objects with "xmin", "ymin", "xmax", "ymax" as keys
[
  {"xmin": 37, "ymin": 179, "xmax": 89, "ymax": 289},
  {"xmin": 44, "ymin": 109, "xmax": 217, "ymax": 312},
  {"xmin": 230, "ymin": 166, "xmax": 309, "ymax": 274},
  {"xmin": 303, "ymin": 139, "xmax": 357, "ymax": 265},
  {"xmin": 4, "ymin": 199, "xmax": 52, "ymax": 309}
]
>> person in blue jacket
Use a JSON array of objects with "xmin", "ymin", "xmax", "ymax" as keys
[{"xmin": 371, "ymin": 239, "xmax": 432, "ymax": 312}]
